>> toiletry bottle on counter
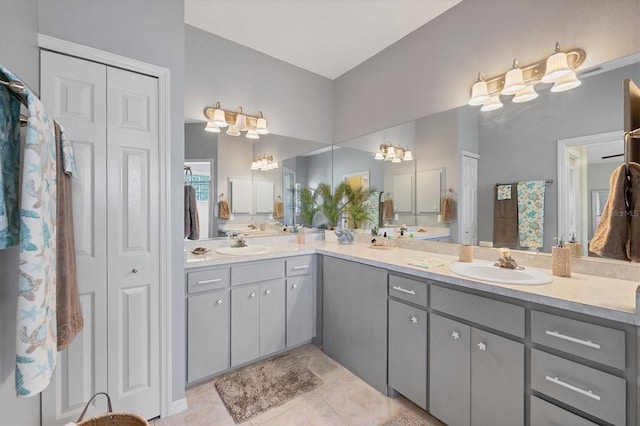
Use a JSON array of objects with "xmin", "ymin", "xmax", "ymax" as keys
[
  {"xmin": 459, "ymin": 244, "xmax": 473, "ymax": 262},
  {"xmin": 552, "ymin": 237, "xmax": 571, "ymax": 277},
  {"xmin": 564, "ymin": 233, "xmax": 582, "ymax": 257}
]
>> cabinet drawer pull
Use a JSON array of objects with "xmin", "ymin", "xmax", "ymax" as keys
[
  {"xmin": 392, "ymin": 286, "xmax": 416, "ymax": 295},
  {"xmin": 292, "ymin": 265, "xmax": 310, "ymax": 270},
  {"xmin": 410, "ymin": 316, "xmax": 418, "ymax": 324},
  {"xmin": 196, "ymin": 278, "xmax": 222, "ymax": 285},
  {"xmin": 545, "ymin": 330, "xmax": 601, "ymax": 349},
  {"xmin": 545, "ymin": 376, "xmax": 601, "ymax": 401}
]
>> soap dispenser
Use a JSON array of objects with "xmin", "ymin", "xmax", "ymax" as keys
[
  {"xmin": 565, "ymin": 233, "xmax": 582, "ymax": 257},
  {"xmin": 552, "ymin": 237, "xmax": 571, "ymax": 277}
]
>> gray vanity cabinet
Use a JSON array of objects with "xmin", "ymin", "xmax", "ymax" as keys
[
  {"xmin": 187, "ymin": 289, "xmax": 230, "ymax": 382},
  {"xmin": 286, "ymin": 274, "xmax": 314, "ymax": 347},
  {"xmin": 322, "ymin": 257, "xmax": 388, "ymax": 394},
  {"xmin": 231, "ymin": 283, "xmax": 261, "ymax": 366},
  {"xmin": 388, "ymin": 298, "xmax": 427, "ymax": 410},
  {"xmin": 259, "ymin": 280, "xmax": 286, "ymax": 356},
  {"xmin": 429, "ymin": 313, "xmax": 524, "ymax": 426}
]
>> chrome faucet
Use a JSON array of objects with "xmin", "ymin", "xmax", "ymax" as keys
[
  {"xmin": 494, "ymin": 248, "xmax": 524, "ymax": 270},
  {"xmin": 231, "ymin": 234, "xmax": 247, "ymax": 248}
]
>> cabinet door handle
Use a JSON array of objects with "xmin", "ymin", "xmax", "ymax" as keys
[
  {"xmin": 132, "ymin": 268, "xmax": 139, "ymax": 273},
  {"xmin": 292, "ymin": 265, "xmax": 310, "ymax": 270},
  {"xmin": 292, "ymin": 284, "xmax": 298, "ymax": 289},
  {"xmin": 216, "ymin": 299, "xmax": 223, "ymax": 305},
  {"xmin": 250, "ymin": 292, "xmax": 256, "ymax": 298},
  {"xmin": 196, "ymin": 278, "xmax": 222, "ymax": 285},
  {"xmin": 545, "ymin": 376, "xmax": 601, "ymax": 401},
  {"xmin": 545, "ymin": 330, "xmax": 601, "ymax": 349},
  {"xmin": 410, "ymin": 316, "xmax": 418, "ymax": 324},
  {"xmin": 477, "ymin": 342, "xmax": 486, "ymax": 351},
  {"xmin": 451, "ymin": 331, "xmax": 460, "ymax": 340},
  {"xmin": 265, "ymin": 289, "xmax": 271, "ymax": 295},
  {"xmin": 392, "ymin": 286, "xmax": 416, "ymax": 295}
]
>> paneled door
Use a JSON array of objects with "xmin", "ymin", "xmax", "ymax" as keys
[
  {"xmin": 40, "ymin": 51, "xmax": 160, "ymax": 424},
  {"xmin": 460, "ymin": 152, "xmax": 478, "ymax": 245}
]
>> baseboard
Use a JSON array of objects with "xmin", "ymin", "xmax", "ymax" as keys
[{"xmin": 169, "ymin": 397, "xmax": 188, "ymax": 416}]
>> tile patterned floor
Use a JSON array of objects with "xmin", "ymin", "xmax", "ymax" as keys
[{"xmin": 153, "ymin": 344, "xmax": 443, "ymax": 425}]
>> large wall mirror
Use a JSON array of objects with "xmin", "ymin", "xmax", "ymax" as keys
[{"xmin": 185, "ymin": 53, "xmax": 639, "ymax": 253}]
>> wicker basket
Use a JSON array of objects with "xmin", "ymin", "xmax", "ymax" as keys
[{"xmin": 75, "ymin": 393, "xmax": 149, "ymax": 426}]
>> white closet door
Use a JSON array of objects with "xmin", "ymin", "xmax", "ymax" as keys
[
  {"xmin": 40, "ymin": 52, "xmax": 109, "ymax": 424},
  {"xmin": 106, "ymin": 67, "xmax": 160, "ymax": 417},
  {"xmin": 460, "ymin": 154, "xmax": 478, "ymax": 245}
]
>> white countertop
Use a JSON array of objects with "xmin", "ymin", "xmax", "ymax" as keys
[{"xmin": 185, "ymin": 240, "xmax": 640, "ymax": 325}]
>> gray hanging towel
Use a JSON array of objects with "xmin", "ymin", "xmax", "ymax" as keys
[
  {"xmin": 493, "ymin": 184, "xmax": 518, "ymax": 246},
  {"xmin": 184, "ymin": 185, "xmax": 200, "ymax": 240}
]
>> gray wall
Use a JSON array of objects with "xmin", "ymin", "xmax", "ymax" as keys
[
  {"xmin": 0, "ymin": 1, "xmax": 186, "ymax": 418},
  {"xmin": 333, "ymin": 0, "xmax": 640, "ymax": 143},
  {"xmin": 185, "ymin": 25, "xmax": 333, "ymax": 144},
  {"xmin": 0, "ymin": 1, "xmax": 41, "ymax": 424},
  {"xmin": 477, "ymin": 63, "xmax": 638, "ymax": 251}
]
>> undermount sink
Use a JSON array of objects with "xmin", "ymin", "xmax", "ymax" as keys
[
  {"xmin": 216, "ymin": 245, "xmax": 272, "ymax": 256},
  {"xmin": 449, "ymin": 261, "xmax": 553, "ymax": 285}
]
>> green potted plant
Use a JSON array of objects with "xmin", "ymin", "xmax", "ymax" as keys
[
  {"xmin": 298, "ymin": 186, "xmax": 319, "ymax": 227},
  {"xmin": 316, "ymin": 182, "xmax": 350, "ymax": 231},
  {"xmin": 345, "ymin": 185, "xmax": 376, "ymax": 230}
]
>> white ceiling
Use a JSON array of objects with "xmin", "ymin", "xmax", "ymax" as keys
[{"xmin": 184, "ymin": 0, "xmax": 461, "ymax": 80}]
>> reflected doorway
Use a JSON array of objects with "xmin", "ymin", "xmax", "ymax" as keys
[{"xmin": 185, "ymin": 159, "xmax": 215, "ymax": 239}]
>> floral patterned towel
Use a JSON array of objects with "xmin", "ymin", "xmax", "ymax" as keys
[
  {"xmin": 1, "ymin": 65, "xmax": 58, "ymax": 397},
  {"xmin": 497, "ymin": 184, "xmax": 512, "ymax": 200},
  {"xmin": 517, "ymin": 180, "xmax": 545, "ymax": 248}
]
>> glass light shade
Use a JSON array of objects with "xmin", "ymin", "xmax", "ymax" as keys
[
  {"xmin": 256, "ymin": 116, "xmax": 269, "ymax": 135},
  {"xmin": 386, "ymin": 146, "xmax": 395, "ymax": 158},
  {"xmin": 374, "ymin": 151, "xmax": 384, "ymax": 160},
  {"xmin": 271, "ymin": 162, "xmax": 278, "ymax": 169},
  {"xmin": 542, "ymin": 51, "xmax": 572, "ymax": 83},
  {"xmin": 550, "ymin": 71, "xmax": 581, "ymax": 92},
  {"xmin": 512, "ymin": 85, "xmax": 539, "ymax": 103},
  {"xmin": 481, "ymin": 95, "xmax": 503, "ymax": 112},
  {"xmin": 391, "ymin": 157, "xmax": 402, "ymax": 163},
  {"xmin": 403, "ymin": 150, "xmax": 413, "ymax": 161},
  {"xmin": 469, "ymin": 80, "xmax": 491, "ymax": 106},
  {"xmin": 501, "ymin": 67, "xmax": 527, "ymax": 95},
  {"xmin": 384, "ymin": 154, "xmax": 393, "ymax": 161},
  {"xmin": 235, "ymin": 113, "xmax": 247, "ymax": 131},
  {"xmin": 212, "ymin": 108, "xmax": 228, "ymax": 127},
  {"xmin": 204, "ymin": 120, "xmax": 220, "ymax": 133},
  {"xmin": 246, "ymin": 129, "xmax": 260, "ymax": 139},
  {"xmin": 226, "ymin": 125, "xmax": 240, "ymax": 136},
  {"xmin": 251, "ymin": 161, "xmax": 258, "ymax": 170}
]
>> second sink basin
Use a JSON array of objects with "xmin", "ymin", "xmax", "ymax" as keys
[
  {"xmin": 216, "ymin": 245, "xmax": 272, "ymax": 256},
  {"xmin": 449, "ymin": 261, "xmax": 553, "ymax": 285}
]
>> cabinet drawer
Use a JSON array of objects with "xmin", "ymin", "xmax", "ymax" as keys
[
  {"xmin": 286, "ymin": 255, "xmax": 313, "ymax": 276},
  {"xmin": 531, "ymin": 310, "xmax": 625, "ymax": 370},
  {"xmin": 187, "ymin": 267, "xmax": 229, "ymax": 294},
  {"xmin": 430, "ymin": 286, "xmax": 524, "ymax": 338},
  {"xmin": 530, "ymin": 396, "xmax": 598, "ymax": 426},
  {"xmin": 231, "ymin": 259, "xmax": 284, "ymax": 286},
  {"xmin": 531, "ymin": 349, "xmax": 626, "ymax": 425},
  {"xmin": 388, "ymin": 275, "xmax": 428, "ymax": 307}
]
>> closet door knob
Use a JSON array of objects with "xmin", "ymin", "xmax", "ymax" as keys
[{"xmin": 132, "ymin": 268, "xmax": 138, "ymax": 273}]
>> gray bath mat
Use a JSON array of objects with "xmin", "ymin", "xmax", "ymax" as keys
[{"xmin": 215, "ymin": 353, "xmax": 321, "ymax": 423}]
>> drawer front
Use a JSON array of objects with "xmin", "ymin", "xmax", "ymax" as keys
[
  {"xmin": 430, "ymin": 286, "xmax": 524, "ymax": 337},
  {"xmin": 286, "ymin": 255, "xmax": 314, "ymax": 276},
  {"xmin": 231, "ymin": 259, "xmax": 284, "ymax": 286},
  {"xmin": 531, "ymin": 310, "xmax": 625, "ymax": 370},
  {"xmin": 531, "ymin": 349, "xmax": 626, "ymax": 425},
  {"xmin": 187, "ymin": 267, "xmax": 229, "ymax": 294},
  {"xmin": 388, "ymin": 275, "xmax": 428, "ymax": 307},
  {"xmin": 530, "ymin": 396, "xmax": 598, "ymax": 426}
]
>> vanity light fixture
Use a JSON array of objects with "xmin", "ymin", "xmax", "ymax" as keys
[
  {"xmin": 468, "ymin": 43, "xmax": 585, "ymax": 111},
  {"xmin": 204, "ymin": 102, "xmax": 269, "ymax": 139},
  {"xmin": 374, "ymin": 142, "xmax": 413, "ymax": 162},
  {"xmin": 251, "ymin": 154, "xmax": 278, "ymax": 171}
]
